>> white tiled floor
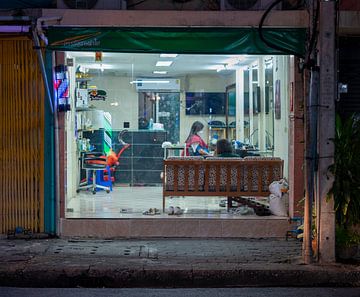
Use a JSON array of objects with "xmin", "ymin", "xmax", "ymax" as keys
[
  {"xmin": 65, "ymin": 186, "xmax": 284, "ymax": 220},
  {"xmin": 67, "ymin": 186, "xmax": 223, "ymax": 218}
]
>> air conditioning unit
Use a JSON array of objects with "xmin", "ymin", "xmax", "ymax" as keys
[
  {"xmin": 57, "ymin": 0, "xmax": 127, "ymax": 10},
  {"xmin": 134, "ymin": 78, "xmax": 180, "ymax": 92}
]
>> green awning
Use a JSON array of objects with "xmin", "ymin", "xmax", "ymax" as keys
[{"xmin": 47, "ymin": 27, "xmax": 306, "ymax": 57}]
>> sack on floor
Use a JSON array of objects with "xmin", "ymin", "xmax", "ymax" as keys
[
  {"xmin": 269, "ymin": 181, "xmax": 282, "ymax": 198},
  {"xmin": 269, "ymin": 194, "xmax": 287, "ymax": 216}
]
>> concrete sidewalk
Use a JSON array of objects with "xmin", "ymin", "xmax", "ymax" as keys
[{"xmin": 0, "ymin": 238, "xmax": 359, "ymax": 288}]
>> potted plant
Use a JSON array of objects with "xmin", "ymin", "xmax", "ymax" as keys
[{"xmin": 327, "ymin": 113, "xmax": 360, "ymax": 260}]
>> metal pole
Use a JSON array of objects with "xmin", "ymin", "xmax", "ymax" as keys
[{"xmin": 304, "ymin": 67, "xmax": 320, "ymax": 264}]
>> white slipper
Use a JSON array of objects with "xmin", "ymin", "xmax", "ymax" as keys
[
  {"xmin": 167, "ymin": 206, "xmax": 174, "ymax": 215},
  {"xmin": 174, "ymin": 206, "xmax": 183, "ymax": 215}
]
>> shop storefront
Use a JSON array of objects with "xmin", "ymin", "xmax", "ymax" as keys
[{"xmin": 46, "ymin": 26, "xmax": 306, "ymax": 237}]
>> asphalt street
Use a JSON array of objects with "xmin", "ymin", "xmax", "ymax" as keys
[{"xmin": 1, "ymin": 287, "xmax": 360, "ymax": 297}]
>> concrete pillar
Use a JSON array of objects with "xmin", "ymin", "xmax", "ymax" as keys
[{"xmin": 317, "ymin": 0, "xmax": 336, "ymax": 263}]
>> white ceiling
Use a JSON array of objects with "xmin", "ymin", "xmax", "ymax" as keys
[{"xmin": 68, "ymin": 51, "xmax": 258, "ymax": 77}]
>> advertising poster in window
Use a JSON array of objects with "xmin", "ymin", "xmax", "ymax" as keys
[{"xmin": 275, "ymin": 79, "xmax": 281, "ymax": 119}]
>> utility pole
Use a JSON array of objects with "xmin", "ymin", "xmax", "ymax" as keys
[{"xmin": 317, "ymin": 0, "xmax": 336, "ymax": 263}]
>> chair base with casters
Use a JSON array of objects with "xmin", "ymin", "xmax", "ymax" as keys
[{"xmin": 77, "ymin": 152, "xmax": 111, "ymax": 195}]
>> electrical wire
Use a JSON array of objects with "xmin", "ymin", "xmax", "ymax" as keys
[
  {"xmin": 258, "ymin": 0, "xmax": 304, "ymax": 57},
  {"xmin": 9, "ymin": 0, "xmax": 45, "ymax": 8},
  {"xmin": 304, "ymin": 0, "xmax": 320, "ymax": 68}
]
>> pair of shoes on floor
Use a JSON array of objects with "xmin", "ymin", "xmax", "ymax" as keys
[
  {"xmin": 219, "ymin": 198, "xmax": 227, "ymax": 207},
  {"xmin": 142, "ymin": 208, "xmax": 160, "ymax": 215},
  {"xmin": 167, "ymin": 206, "xmax": 183, "ymax": 215}
]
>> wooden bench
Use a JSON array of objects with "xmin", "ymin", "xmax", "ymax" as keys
[{"xmin": 162, "ymin": 156, "xmax": 284, "ymax": 212}]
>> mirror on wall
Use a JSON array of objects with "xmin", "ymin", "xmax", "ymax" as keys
[
  {"xmin": 264, "ymin": 58, "xmax": 274, "ymax": 151},
  {"xmin": 243, "ymin": 69, "xmax": 250, "ymax": 144},
  {"xmin": 226, "ymin": 84, "xmax": 236, "ymax": 140},
  {"xmin": 251, "ymin": 66, "xmax": 259, "ymax": 148}
]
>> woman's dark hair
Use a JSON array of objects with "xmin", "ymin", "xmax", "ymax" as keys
[
  {"xmin": 186, "ymin": 121, "xmax": 204, "ymax": 142},
  {"xmin": 216, "ymin": 139, "xmax": 233, "ymax": 155}
]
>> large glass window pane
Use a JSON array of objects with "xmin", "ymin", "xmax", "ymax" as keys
[{"xmin": 64, "ymin": 52, "xmax": 289, "ymax": 219}]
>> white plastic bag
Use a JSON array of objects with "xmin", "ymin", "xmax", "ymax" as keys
[
  {"xmin": 269, "ymin": 181, "xmax": 282, "ymax": 198},
  {"xmin": 269, "ymin": 178, "xmax": 289, "ymax": 198},
  {"xmin": 269, "ymin": 194, "xmax": 287, "ymax": 216}
]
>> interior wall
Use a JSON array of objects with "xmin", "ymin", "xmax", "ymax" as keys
[
  {"xmin": 273, "ymin": 55, "xmax": 289, "ymax": 178},
  {"xmin": 87, "ymin": 75, "xmax": 139, "ymax": 130}
]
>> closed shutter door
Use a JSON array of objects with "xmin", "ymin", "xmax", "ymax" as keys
[{"xmin": 0, "ymin": 36, "xmax": 45, "ymax": 234}]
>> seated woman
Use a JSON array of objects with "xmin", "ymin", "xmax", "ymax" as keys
[
  {"xmin": 216, "ymin": 139, "xmax": 240, "ymax": 157},
  {"xmin": 185, "ymin": 121, "xmax": 210, "ymax": 156}
]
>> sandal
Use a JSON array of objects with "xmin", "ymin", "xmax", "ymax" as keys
[
  {"xmin": 167, "ymin": 206, "xmax": 175, "ymax": 215},
  {"xmin": 174, "ymin": 206, "xmax": 183, "ymax": 215},
  {"xmin": 142, "ymin": 208, "xmax": 160, "ymax": 215}
]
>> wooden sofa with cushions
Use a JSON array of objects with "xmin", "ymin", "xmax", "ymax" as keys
[{"xmin": 162, "ymin": 156, "xmax": 284, "ymax": 212}]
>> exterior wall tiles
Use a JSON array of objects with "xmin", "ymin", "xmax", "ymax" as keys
[
  {"xmin": 175, "ymin": 220, "xmax": 200, "ymax": 237},
  {"xmin": 61, "ymin": 218, "xmax": 289, "ymax": 238}
]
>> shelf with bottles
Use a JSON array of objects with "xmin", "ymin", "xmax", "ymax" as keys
[
  {"xmin": 75, "ymin": 66, "xmax": 92, "ymax": 90},
  {"xmin": 75, "ymin": 76, "xmax": 92, "ymax": 108}
]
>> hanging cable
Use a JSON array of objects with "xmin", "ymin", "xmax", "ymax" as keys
[
  {"xmin": 258, "ymin": 0, "xmax": 304, "ymax": 57},
  {"xmin": 304, "ymin": 0, "xmax": 320, "ymax": 69}
]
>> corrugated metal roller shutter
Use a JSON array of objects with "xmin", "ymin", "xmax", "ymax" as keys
[{"xmin": 0, "ymin": 36, "xmax": 45, "ymax": 234}]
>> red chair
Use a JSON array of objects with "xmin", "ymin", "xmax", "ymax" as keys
[{"xmin": 103, "ymin": 130, "xmax": 131, "ymax": 183}]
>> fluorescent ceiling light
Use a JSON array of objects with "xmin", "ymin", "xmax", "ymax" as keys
[
  {"xmin": 130, "ymin": 80, "xmax": 170, "ymax": 84},
  {"xmin": 82, "ymin": 63, "xmax": 111, "ymax": 70},
  {"xmin": 156, "ymin": 61, "xmax": 173, "ymax": 67},
  {"xmin": 153, "ymin": 71, "xmax": 168, "ymax": 74},
  {"xmin": 160, "ymin": 54, "xmax": 178, "ymax": 58}
]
